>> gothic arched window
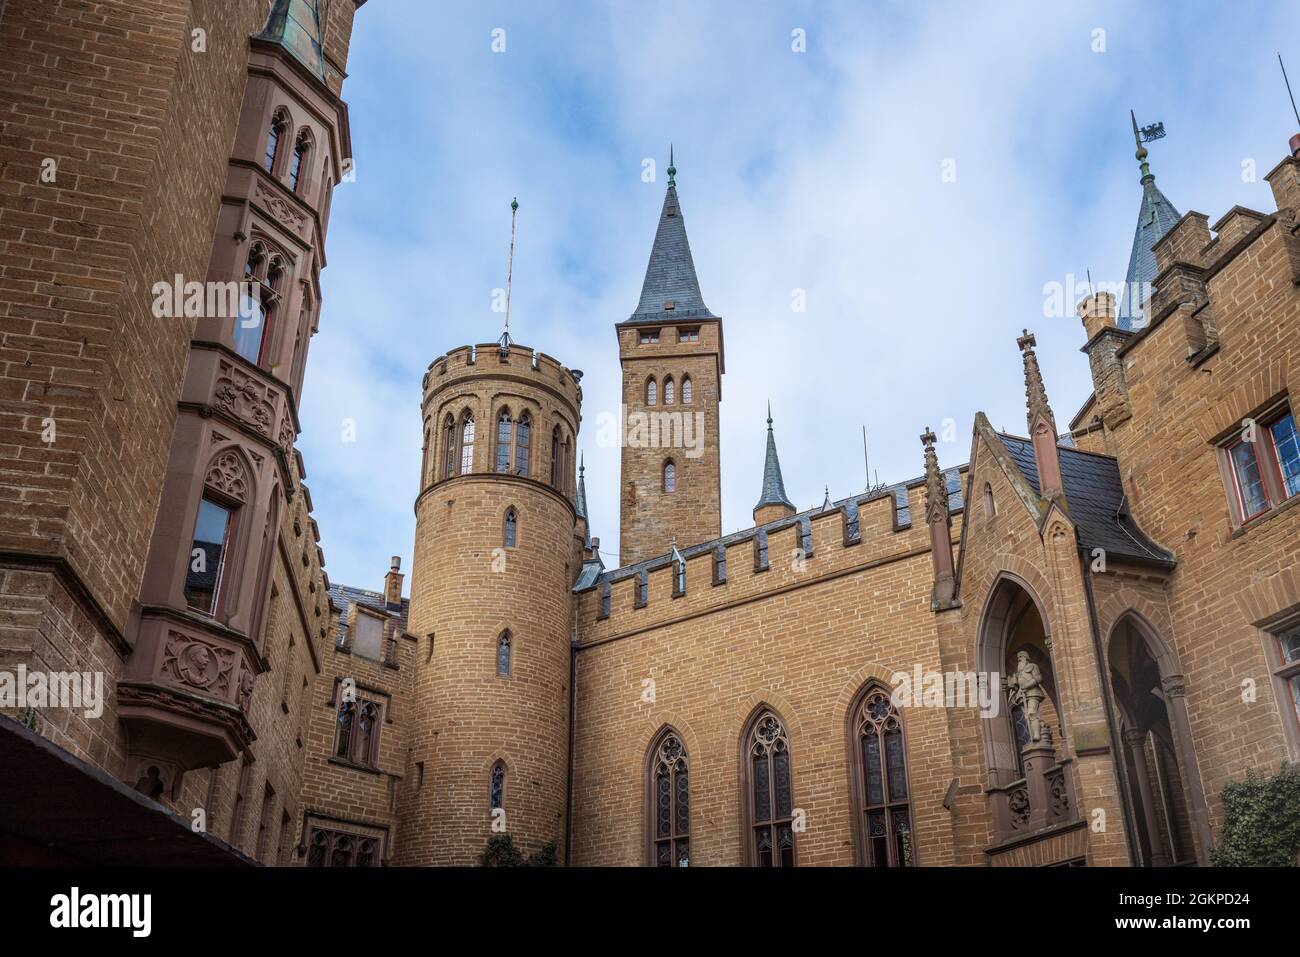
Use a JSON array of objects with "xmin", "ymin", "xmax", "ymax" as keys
[
  {"xmin": 663, "ymin": 460, "xmax": 677, "ymax": 493},
  {"xmin": 497, "ymin": 631, "xmax": 511, "ymax": 677},
  {"xmin": 289, "ymin": 129, "xmax": 311, "ymax": 193},
  {"xmin": 495, "ymin": 409, "xmax": 513, "ymax": 473},
  {"xmin": 746, "ymin": 709, "xmax": 795, "ymax": 867},
  {"xmin": 664, "ymin": 376, "xmax": 675, "ymax": 405},
  {"xmin": 646, "ymin": 378, "xmax": 657, "ymax": 406},
  {"xmin": 237, "ymin": 242, "xmax": 285, "ymax": 367},
  {"xmin": 681, "ymin": 376, "xmax": 692, "ymax": 404},
  {"xmin": 851, "ymin": 684, "xmax": 913, "ymax": 866},
  {"xmin": 459, "ymin": 413, "xmax": 475, "ymax": 475},
  {"xmin": 503, "ymin": 507, "xmax": 517, "ymax": 548},
  {"xmin": 263, "ymin": 111, "xmax": 287, "ymax": 173},
  {"xmin": 550, "ymin": 426, "xmax": 563, "ymax": 488},
  {"xmin": 490, "ymin": 762, "xmax": 506, "ymax": 810},
  {"xmin": 649, "ymin": 729, "xmax": 690, "ymax": 867},
  {"xmin": 514, "ymin": 413, "xmax": 531, "ymax": 476},
  {"xmin": 441, "ymin": 415, "xmax": 457, "ymax": 479}
]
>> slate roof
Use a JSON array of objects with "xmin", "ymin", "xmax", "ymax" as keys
[
  {"xmin": 755, "ymin": 416, "xmax": 795, "ymax": 512},
  {"xmin": 1118, "ymin": 172, "xmax": 1180, "ymax": 331},
  {"xmin": 328, "ymin": 582, "xmax": 410, "ymax": 646},
  {"xmin": 627, "ymin": 184, "xmax": 718, "ymax": 324},
  {"xmin": 997, "ymin": 433, "xmax": 1174, "ymax": 566}
]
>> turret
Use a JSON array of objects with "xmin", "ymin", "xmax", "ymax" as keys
[{"xmin": 397, "ymin": 342, "xmax": 582, "ymax": 865}]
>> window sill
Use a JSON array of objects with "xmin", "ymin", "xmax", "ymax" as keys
[
  {"xmin": 1229, "ymin": 492, "xmax": 1300, "ymax": 540},
  {"xmin": 328, "ymin": 757, "xmax": 381, "ymax": 776}
]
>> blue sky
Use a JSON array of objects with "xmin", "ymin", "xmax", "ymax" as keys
[{"xmin": 300, "ymin": 0, "xmax": 1300, "ymax": 591}]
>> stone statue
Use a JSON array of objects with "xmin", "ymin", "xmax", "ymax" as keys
[{"xmin": 1004, "ymin": 650, "xmax": 1047, "ymax": 744}]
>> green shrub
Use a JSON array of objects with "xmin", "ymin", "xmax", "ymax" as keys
[
  {"xmin": 480, "ymin": 834, "xmax": 560, "ymax": 867},
  {"xmin": 1212, "ymin": 762, "xmax": 1300, "ymax": 866}
]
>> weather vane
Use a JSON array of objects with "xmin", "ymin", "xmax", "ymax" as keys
[{"xmin": 1130, "ymin": 110, "xmax": 1166, "ymax": 147}]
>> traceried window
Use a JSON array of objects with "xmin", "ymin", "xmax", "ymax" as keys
[
  {"xmin": 649, "ymin": 729, "xmax": 690, "ymax": 867},
  {"xmin": 852, "ymin": 685, "xmax": 913, "ymax": 866},
  {"xmin": 459, "ymin": 413, "xmax": 475, "ymax": 475},
  {"xmin": 503, "ymin": 508, "xmax": 517, "ymax": 548},
  {"xmin": 497, "ymin": 631, "xmax": 512, "ymax": 677},
  {"xmin": 681, "ymin": 376, "xmax": 692, "ymax": 403},
  {"xmin": 184, "ymin": 497, "xmax": 232, "ymax": 615},
  {"xmin": 664, "ymin": 376, "xmax": 675, "ymax": 405},
  {"xmin": 334, "ymin": 694, "xmax": 381, "ymax": 769},
  {"xmin": 306, "ymin": 827, "xmax": 380, "ymax": 868},
  {"xmin": 1223, "ymin": 405, "xmax": 1300, "ymax": 524},
  {"xmin": 663, "ymin": 460, "xmax": 676, "ymax": 493},
  {"xmin": 646, "ymin": 377, "xmax": 657, "ymax": 406},
  {"xmin": 490, "ymin": 762, "xmax": 505, "ymax": 810},
  {"xmin": 237, "ymin": 243, "xmax": 285, "ymax": 367},
  {"xmin": 495, "ymin": 409, "xmax": 513, "ymax": 473},
  {"xmin": 746, "ymin": 710, "xmax": 795, "ymax": 867},
  {"xmin": 514, "ymin": 413, "xmax": 531, "ymax": 476}
]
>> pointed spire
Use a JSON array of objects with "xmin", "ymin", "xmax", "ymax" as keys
[
  {"xmin": 821, "ymin": 485, "xmax": 831, "ymax": 510},
  {"xmin": 575, "ymin": 452, "xmax": 588, "ymax": 521},
  {"xmin": 628, "ymin": 153, "xmax": 717, "ymax": 324},
  {"xmin": 1017, "ymin": 329, "xmax": 1056, "ymax": 434},
  {"xmin": 920, "ymin": 427, "xmax": 957, "ymax": 610},
  {"xmin": 754, "ymin": 404, "xmax": 795, "ymax": 515},
  {"xmin": 257, "ymin": 0, "xmax": 328, "ymax": 82},
  {"xmin": 1119, "ymin": 112, "xmax": 1181, "ymax": 330},
  {"xmin": 1017, "ymin": 330, "xmax": 1065, "ymax": 501}
]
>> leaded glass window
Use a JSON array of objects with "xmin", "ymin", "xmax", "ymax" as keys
[
  {"xmin": 495, "ymin": 409, "xmax": 512, "ymax": 473},
  {"xmin": 650, "ymin": 730, "xmax": 690, "ymax": 866},
  {"xmin": 747, "ymin": 710, "xmax": 794, "ymax": 867},
  {"xmin": 514, "ymin": 413, "xmax": 531, "ymax": 476},
  {"xmin": 681, "ymin": 376, "xmax": 692, "ymax": 403},
  {"xmin": 497, "ymin": 631, "xmax": 511, "ymax": 677},
  {"xmin": 503, "ymin": 507, "xmax": 517, "ymax": 548},
  {"xmin": 853, "ymin": 686, "xmax": 912, "ymax": 866},
  {"xmin": 646, "ymin": 378, "xmax": 657, "ymax": 406},
  {"xmin": 664, "ymin": 376, "xmax": 675, "ymax": 405},
  {"xmin": 459, "ymin": 414, "xmax": 475, "ymax": 474},
  {"xmin": 663, "ymin": 460, "xmax": 676, "ymax": 493},
  {"xmin": 490, "ymin": 762, "xmax": 505, "ymax": 810}
]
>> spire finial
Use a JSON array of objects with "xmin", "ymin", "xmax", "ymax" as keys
[
  {"xmin": 920, "ymin": 427, "xmax": 948, "ymax": 523},
  {"xmin": 766, "ymin": 400, "xmax": 773, "ymax": 429},
  {"xmin": 579, "ymin": 451, "xmax": 585, "ymax": 476},
  {"xmin": 1129, "ymin": 110, "xmax": 1167, "ymax": 184},
  {"xmin": 667, "ymin": 144, "xmax": 676, "ymax": 188},
  {"xmin": 1017, "ymin": 329, "xmax": 1056, "ymax": 433}
]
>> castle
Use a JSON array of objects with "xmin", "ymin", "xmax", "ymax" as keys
[{"xmin": 2, "ymin": 1, "xmax": 1299, "ymax": 868}]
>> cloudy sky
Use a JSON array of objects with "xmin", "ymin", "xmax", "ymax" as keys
[{"xmin": 300, "ymin": 0, "xmax": 1300, "ymax": 591}]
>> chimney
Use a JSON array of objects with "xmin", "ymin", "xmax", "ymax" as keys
[
  {"xmin": 1017, "ymin": 330, "xmax": 1064, "ymax": 502},
  {"xmin": 384, "ymin": 556, "xmax": 403, "ymax": 610},
  {"xmin": 587, "ymin": 536, "xmax": 601, "ymax": 562},
  {"xmin": 1077, "ymin": 292, "xmax": 1133, "ymax": 430},
  {"xmin": 920, "ymin": 428, "xmax": 956, "ymax": 610}
]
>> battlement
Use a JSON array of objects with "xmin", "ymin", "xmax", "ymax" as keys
[
  {"xmin": 422, "ymin": 342, "xmax": 583, "ymax": 409},
  {"xmin": 577, "ymin": 467, "xmax": 965, "ymax": 639}
]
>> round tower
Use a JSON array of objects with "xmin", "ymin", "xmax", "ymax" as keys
[{"xmin": 396, "ymin": 342, "xmax": 583, "ymax": 865}]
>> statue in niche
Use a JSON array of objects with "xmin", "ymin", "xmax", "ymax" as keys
[{"xmin": 1005, "ymin": 650, "xmax": 1048, "ymax": 745}]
